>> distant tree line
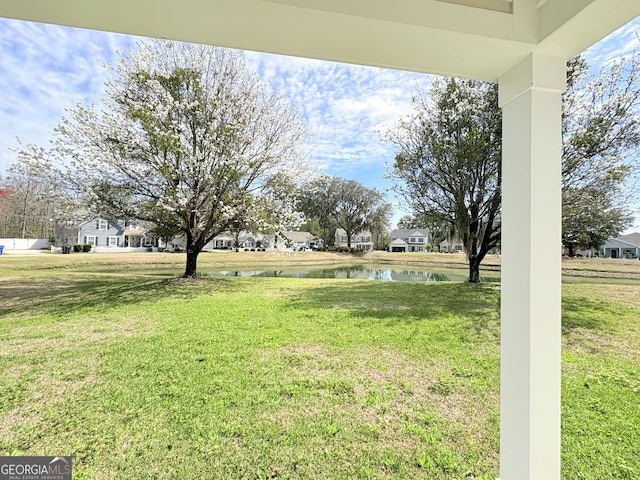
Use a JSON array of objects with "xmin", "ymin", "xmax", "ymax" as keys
[
  {"xmin": 296, "ymin": 175, "xmax": 391, "ymax": 250},
  {"xmin": 0, "ymin": 161, "xmax": 57, "ymax": 239}
]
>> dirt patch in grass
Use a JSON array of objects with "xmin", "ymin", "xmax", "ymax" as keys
[
  {"xmin": 2, "ymin": 314, "xmax": 159, "ymax": 357},
  {"xmin": 267, "ymin": 344, "xmax": 498, "ymax": 456},
  {"xmin": 0, "ymin": 355, "xmax": 99, "ymax": 441},
  {"xmin": 562, "ymin": 257, "xmax": 640, "ymax": 273},
  {"xmin": 564, "ymin": 328, "xmax": 639, "ymax": 362},
  {"xmin": 593, "ymin": 284, "xmax": 640, "ymax": 309}
]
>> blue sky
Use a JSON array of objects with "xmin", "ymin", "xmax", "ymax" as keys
[{"xmin": 0, "ymin": 16, "xmax": 639, "ymax": 230}]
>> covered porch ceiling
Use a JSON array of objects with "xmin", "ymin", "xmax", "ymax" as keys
[{"xmin": 0, "ymin": 1, "xmax": 638, "ymax": 81}]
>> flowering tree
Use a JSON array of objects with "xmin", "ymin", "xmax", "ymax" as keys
[{"xmin": 24, "ymin": 40, "xmax": 308, "ymax": 277}]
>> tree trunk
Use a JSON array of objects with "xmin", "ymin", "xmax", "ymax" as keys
[
  {"xmin": 567, "ymin": 244, "xmax": 575, "ymax": 257},
  {"xmin": 468, "ymin": 255, "xmax": 482, "ymax": 283},
  {"xmin": 183, "ymin": 247, "xmax": 200, "ymax": 278}
]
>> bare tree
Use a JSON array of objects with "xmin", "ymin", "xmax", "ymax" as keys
[
  {"xmin": 298, "ymin": 176, "xmax": 391, "ymax": 250},
  {"xmin": 0, "ymin": 158, "xmax": 58, "ymax": 239}
]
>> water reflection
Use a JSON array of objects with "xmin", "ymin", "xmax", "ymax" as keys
[{"xmin": 211, "ymin": 265, "xmax": 465, "ymax": 282}]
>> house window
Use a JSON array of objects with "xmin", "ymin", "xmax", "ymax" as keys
[
  {"xmin": 85, "ymin": 236, "xmax": 97, "ymax": 246},
  {"xmin": 108, "ymin": 236, "xmax": 118, "ymax": 247},
  {"xmin": 97, "ymin": 219, "xmax": 108, "ymax": 230},
  {"xmin": 410, "ymin": 237, "xmax": 416, "ymax": 243},
  {"xmin": 342, "ymin": 235, "xmax": 347, "ymax": 242},
  {"xmin": 143, "ymin": 237, "xmax": 154, "ymax": 247},
  {"xmin": 418, "ymin": 237, "xmax": 424, "ymax": 243}
]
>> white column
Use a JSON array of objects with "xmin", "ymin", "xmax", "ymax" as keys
[{"xmin": 498, "ymin": 54, "xmax": 566, "ymax": 480}]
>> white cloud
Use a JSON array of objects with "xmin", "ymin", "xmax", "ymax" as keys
[
  {"xmin": 583, "ymin": 17, "xmax": 640, "ymax": 67},
  {"xmin": 245, "ymin": 50, "xmax": 428, "ymax": 184},
  {"xmin": 0, "ymin": 18, "xmax": 134, "ymax": 172}
]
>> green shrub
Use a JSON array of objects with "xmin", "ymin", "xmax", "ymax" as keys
[
  {"xmin": 73, "ymin": 245, "xmax": 82, "ymax": 253},
  {"xmin": 82, "ymin": 244, "xmax": 92, "ymax": 252}
]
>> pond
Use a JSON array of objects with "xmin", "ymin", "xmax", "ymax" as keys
[{"xmin": 210, "ymin": 265, "xmax": 467, "ymax": 282}]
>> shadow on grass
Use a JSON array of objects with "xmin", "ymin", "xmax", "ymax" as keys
[
  {"xmin": 0, "ymin": 273, "xmax": 234, "ymax": 319},
  {"xmin": 561, "ymin": 295, "xmax": 621, "ymax": 336},
  {"xmin": 284, "ymin": 280, "xmax": 501, "ymax": 337}
]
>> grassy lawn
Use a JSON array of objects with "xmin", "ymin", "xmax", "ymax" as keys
[{"xmin": 0, "ymin": 253, "xmax": 638, "ymax": 479}]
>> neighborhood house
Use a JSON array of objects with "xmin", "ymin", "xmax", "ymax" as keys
[
  {"xmin": 388, "ymin": 229, "xmax": 429, "ymax": 252},
  {"xmin": 77, "ymin": 218, "xmax": 158, "ymax": 251},
  {"xmin": 334, "ymin": 229, "xmax": 373, "ymax": 251},
  {"xmin": 276, "ymin": 231, "xmax": 324, "ymax": 251},
  {"xmin": 601, "ymin": 232, "xmax": 640, "ymax": 258},
  {"xmin": 171, "ymin": 230, "xmax": 322, "ymax": 252}
]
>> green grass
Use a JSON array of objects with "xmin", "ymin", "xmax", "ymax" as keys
[
  {"xmin": 561, "ymin": 284, "xmax": 640, "ymax": 479},
  {"xmin": 0, "ymin": 258, "xmax": 638, "ymax": 479}
]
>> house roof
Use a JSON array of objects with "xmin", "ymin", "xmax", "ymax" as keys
[
  {"xmin": 605, "ymin": 237, "xmax": 640, "ymax": 249},
  {"xmin": 390, "ymin": 238, "xmax": 408, "ymax": 245},
  {"xmin": 213, "ymin": 234, "xmax": 234, "ymax": 240},
  {"xmin": 280, "ymin": 231, "xmax": 313, "ymax": 243},
  {"xmin": 617, "ymin": 232, "xmax": 640, "ymax": 248},
  {"xmin": 440, "ymin": 239, "xmax": 463, "ymax": 246},
  {"xmin": 335, "ymin": 228, "xmax": 372, "ymax": 236},
  {"xmin": 390, "ymin": 229, "xmax": 428, "ymax": 238},
  {"xmin": 78, "ymin": 218, "xmax": 102, "ymax": 228}
]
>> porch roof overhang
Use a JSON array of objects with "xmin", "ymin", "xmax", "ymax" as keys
[
  {"xmin": 0, "ymin": 1, "xmax": 637, "ymax": 81},
  {"xmin": 390, "ymin": 238, "xmax": 409, "ymax": 246}
]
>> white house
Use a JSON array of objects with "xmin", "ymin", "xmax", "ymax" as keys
[
  {"xmin": 439, "ymin": 239, "xmax": 465, "ymax": 253},
  {"xmin": 276, "ymin": 230, "xmax": 323, "ymax": 250},
  {"xmin": 334, "ymin": 228, "xmax": 374, "ymax": 251},
  {"xmin": 4, "ymin": 3, "xmax": 637, "ymax": 479},
  {"xmin": 172, "ymin": 231, "xmax": 270, "ymax": 251},
  {"xmin": 389, "ymin": 229, "xmax": 429, "ymax": 252},
  {"xmin": 601, "ymin": 232, "xmax": 640, "ymax": 259},
  {"xmin": 174, "ymin": 230, "xmax": 320, "ymax": 251}
]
